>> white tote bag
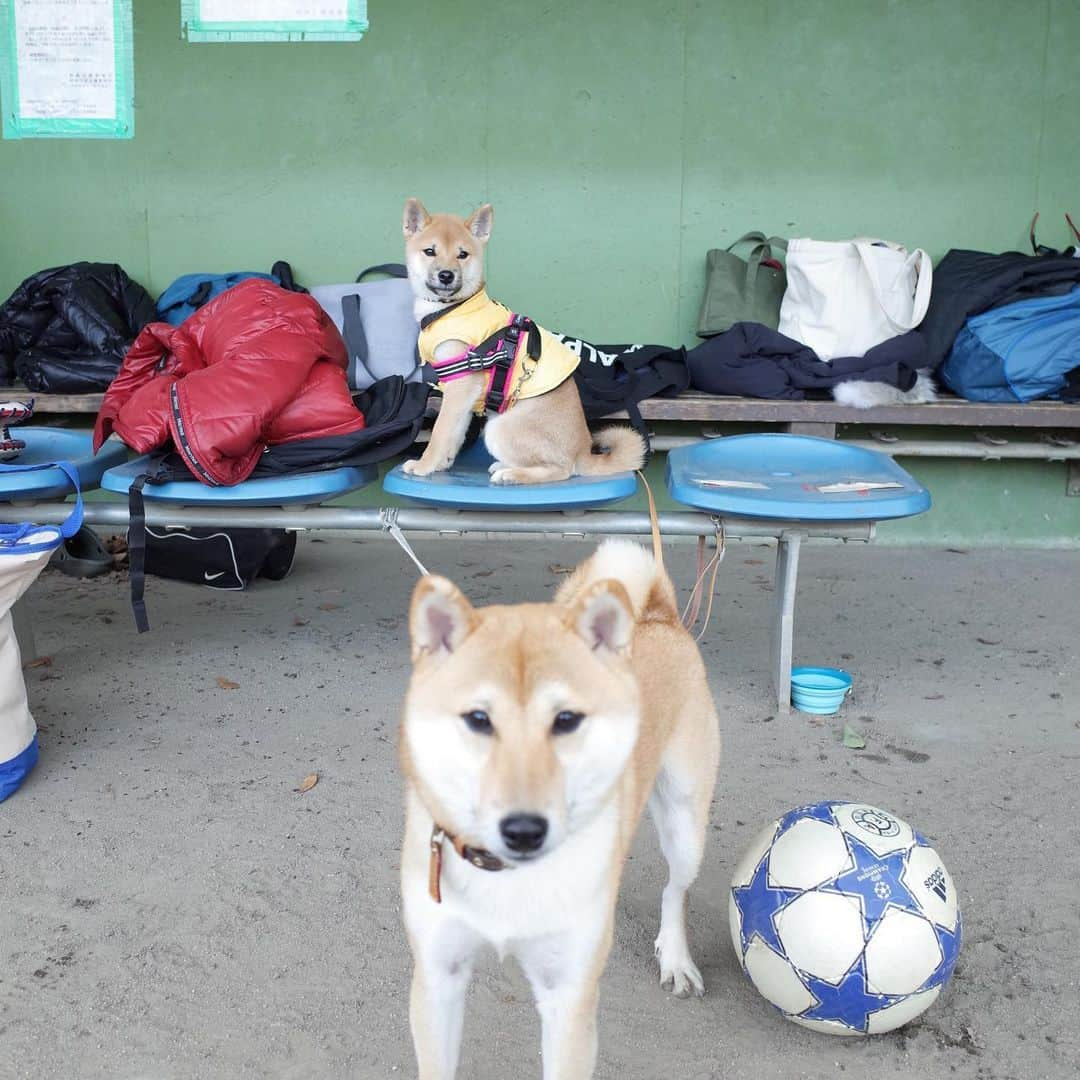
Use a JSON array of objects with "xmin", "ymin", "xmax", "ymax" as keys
[
  {"xmin": 778, "ymin": 238, "xmax": 933, "ymax": 361},
  {"xmin": 0, "ymin": 462, "xmax": 83, "ymax": 802}
]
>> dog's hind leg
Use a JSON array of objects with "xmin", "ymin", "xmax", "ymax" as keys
[
  {"xmin": 408, "ymin": 916, "xmax": 482, "ymax": 1080},
  {"xmin": 648, "ymin": 705, "xmax": 719, "ymax": 998},
  {"xmin": 490, "ymin": 463, "xmax": 572, "ymax": 485}
]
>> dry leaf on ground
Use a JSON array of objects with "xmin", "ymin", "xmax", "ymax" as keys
[
  {"xmin": 296, "ymin": 773, "xmax": 319, "ymax": 793},
  {"xmin": 215, "ymin": 676, "xmax": 240, "ymax": 690},
  {"xmin": 842, "ymin": 723, "xmax": 867, "ymax": 750},
  {"xmin": 292, "ymin": 616, "xmax": 310, "ymax": 626},
  {"xmin": 318, "ymin": 602, "xmax": 341, "ymax": 611},
  {"xmin": 23, "ymin": 656, "xmax": 52, "ymax": 669}
]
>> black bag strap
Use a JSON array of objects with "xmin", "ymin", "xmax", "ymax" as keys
[
  {"xmin": 186, "ymin": 280, "xmax": 213, "ymax": 312},
  {"xmin": 340, "ymin": 293, "xmax": 377, "ymax": 387},
  {"xmin": 270, "ymin": 260, "xmax": 306, "ymax": 293},
  {"xmin": 356, "ymin": 263, "xmax": 408, "ymax": 283},
  {"xmin": 128, "ymin": 473, "xmax": 152, "ymax": 634},
  {"xmin": 127, "ymin": 462, "xmax": 175, "ymax": 633}
]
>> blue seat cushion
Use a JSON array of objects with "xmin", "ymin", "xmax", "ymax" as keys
[
  {"xmin": 0, "ymin": 429, "xmax": 128, "ymax": 501},
  {"xmin": 101, "ymin": 456, "xmax": 376, "ymax": 506},
  {"xmin": 384, "ymin": 441, "xmax": 637, "ymax": 511},
  {"xmin": 666, "ymin": 434, "xmax": 931, "ymax": 521}
]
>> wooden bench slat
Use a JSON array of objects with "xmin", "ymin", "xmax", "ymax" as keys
[
  {"xmin": 632, "ymin": 393, "xmax": 1080, "ymax": 428},
  {"xmin": 1, "ymin": 389, "xmax": 104, "ymax": 413}
]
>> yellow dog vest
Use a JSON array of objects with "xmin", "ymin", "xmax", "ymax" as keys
[{"xmin": 418, "ymin": 290, "xmax": 580, "ymax": 415}]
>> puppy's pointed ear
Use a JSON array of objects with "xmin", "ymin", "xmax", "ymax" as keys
[
  {"xmin": 465, "ymin": 203, "xmax": 494, "ymax": 243},
  {"xmin": 566, "ymin": 579, "xmax": 633, "ymax": 659},
  {"xmin": 410, "ymin": 575, "xmax": 476, "ymax": 662},
  {"xmin": 403, "ymin": 198, "xmax": 431, "ymax": 237}
]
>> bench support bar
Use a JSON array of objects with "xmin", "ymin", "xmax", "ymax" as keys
[
  {"xmin": 772, "ymin": 533, "xmax": 803, "ymax": 715},
  {"xmin": 0, "ymin": 502, "xmax": 874, "ymax": 715}
]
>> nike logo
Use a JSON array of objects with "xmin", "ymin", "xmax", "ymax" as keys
[{"xmin": 204, "ymin": 571, "xmax": 226, "ymax": 582}]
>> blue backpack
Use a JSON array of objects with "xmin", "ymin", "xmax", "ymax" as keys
[
  {"xmin": 940, "ymin": 285, "xmax": 1080, "ymax": 402},
  {"xmin": 155, "ymin": 260, "xmax": 304, "ymax": 325}
]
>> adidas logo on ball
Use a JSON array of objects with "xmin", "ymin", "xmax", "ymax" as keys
[{"xmin": 924, "ymin": 867, "xmax": 948, "ymax": 902}]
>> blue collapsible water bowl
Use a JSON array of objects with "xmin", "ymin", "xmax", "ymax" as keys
[{"xmin": 790, "ymin": 667, "xmax": 853, "ymax": 715}]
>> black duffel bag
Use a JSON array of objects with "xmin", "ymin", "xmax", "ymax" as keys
[{"xmin": 143, "ymin": 526, "xmax": 296, "ymax": 593}]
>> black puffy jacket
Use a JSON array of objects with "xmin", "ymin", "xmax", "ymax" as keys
[
  {"xmin": 920, "ymin": 249, "xmax": 1080, "ymax": 370},
  {"xmin": 0, "ymin": 262, "xmax": 157, "ymax": 391}
]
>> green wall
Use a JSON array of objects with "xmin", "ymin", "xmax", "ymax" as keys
[
  {"xmin": 3, "ymin": 0, "xmax": 1077, "ymax": 341},
  {"xmin": 3, "ymin": 1, "xmax": 1080, "ymax": 546}
]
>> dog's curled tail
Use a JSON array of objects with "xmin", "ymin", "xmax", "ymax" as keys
[
  {"xmin": 576, "ymin": 426, "xmax": 647, "ymax": 476},
  {"xmin": 556, "ymin": 538, "xmax": 680, "ymax": 626}
]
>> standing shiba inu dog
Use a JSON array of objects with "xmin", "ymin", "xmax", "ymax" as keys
[
  {"xmin": 401, "ymin": 198, "xmax": 646, "ymax": 485},
  {"xmin": 400, "ymin": 540, "xmax": 721, "ymax": 1079}
]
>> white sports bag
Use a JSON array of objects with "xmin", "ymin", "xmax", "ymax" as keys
[
  {"xmin": 1, "ymin": 462, "xmax": 83, "ymax": 802},
  {"xmin": 778, "ymin": 238, "xmax": 933, "ymax": 360}
]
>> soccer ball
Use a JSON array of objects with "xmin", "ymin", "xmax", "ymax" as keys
[{"xmin": 728, "ymin": 801, "xmax": 961, "ymax": 1035}]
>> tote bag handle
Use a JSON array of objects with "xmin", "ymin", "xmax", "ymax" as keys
[
  {"xmin": 854, "ymin": 240, "xmax": 932, "ymax": 334},
  {"xmin": 729, "ymin": 233, "xmax": 788, "ymax": 291}
]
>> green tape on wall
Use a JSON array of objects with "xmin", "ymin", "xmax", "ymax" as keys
[
  {"xmin": 0, "ymin": 0, "xmax": 133, "ymax": 139},
  {"xmin": 181, "ymin": 0, "xmax": 367, "ymax": 43}
]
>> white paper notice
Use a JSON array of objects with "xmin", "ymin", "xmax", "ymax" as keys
[
  {"xmin": 200, "ymin": 1, "xmax": 352, "ymax": 19},
  {"xmin": 13, "ymin": 0, "xmax": 116, "ymax": 120}
]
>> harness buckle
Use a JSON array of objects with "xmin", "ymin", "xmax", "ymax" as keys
[{"xmin": 464, "ymin": 349, "xmax": 493, "ymax": 371}]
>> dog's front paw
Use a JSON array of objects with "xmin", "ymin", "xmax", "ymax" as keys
[
  {"xmin": 403, "ymin": 458, "xmax": 440, "ymax": 477},
  {"xmin": 488, "ymin": 460, "xmax": 507, "ymax": 475},
  {"xmin": 655, "ymin": 936, "xmax": 705, "ymax": 999}
]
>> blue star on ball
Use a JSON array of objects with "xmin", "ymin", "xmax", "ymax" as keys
[
  {"xmin": 800, "ymin": 956, "xmax": 901, "ymax": 1033},
  {"xmin": 821, "ymin": 834, "xmax": 921, "ymax": 923},
  {"xmin": 921, "ymin": 917, "xmax": 962, "ymax": 991},
  {"xmin": 776, "ymin": 801, "xmax": 840, "ymax": 838},
  {"xmin": 732, "ymin": 852, "xmax": 801, "ymax": 956}
]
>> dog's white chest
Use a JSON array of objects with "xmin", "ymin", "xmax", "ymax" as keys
[{"xmin": 438, "ymin": 810, "xmax": 619, "ymax": 956}]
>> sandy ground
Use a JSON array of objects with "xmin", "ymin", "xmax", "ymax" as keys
[{"xmin": 1, "ymin": 536, "xmax": 1078, "ymax": 1080}]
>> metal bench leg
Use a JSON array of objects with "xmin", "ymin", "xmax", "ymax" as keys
[
  {"xmin": 772, "ymin": 532, "xmax": 803, "ymax": 715},
  {"xmin": 12, "ymin": 596, "xmax": 37, "ymax": 664}
]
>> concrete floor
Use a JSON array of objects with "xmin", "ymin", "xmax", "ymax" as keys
[{"xmin": 1, "ymin": 537, "xmax": 1078, "ymax": 1080}]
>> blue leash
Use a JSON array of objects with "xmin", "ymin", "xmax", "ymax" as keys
[{"xmin": 0, "ymin": 461, "xmax": 85, "ymax": 553}]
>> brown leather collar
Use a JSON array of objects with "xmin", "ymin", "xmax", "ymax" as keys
[{"xmin": 428, "ymin": 825, "xmax": 506, "ymax": 903}]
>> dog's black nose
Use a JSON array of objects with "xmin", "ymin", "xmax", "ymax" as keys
[
  {"xmin": 437, "ymin": 270, "xmax": 455, "ymax": 286},
  {"xmin": 500, "ymin": 813, "xmax": 548, "ymax": 853}
]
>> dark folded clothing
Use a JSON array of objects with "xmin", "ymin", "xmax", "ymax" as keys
[{"xmin": 687, "ymin": 322, "xmax": 924, "ymax": 399}]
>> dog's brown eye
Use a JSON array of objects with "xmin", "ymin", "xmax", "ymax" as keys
[
  {"xmin": 423, "ymin": 246, "xmax": 436, "ymax": 257},
  {"xmin": 462, "ymin": 710, "xmax": 494, "ymax": 735},
  {"xmin": 552, "ymin": 711, "xmax": 584, "ymax": 735},
  {"xmin": 457, "ymin": 250, "xmax": 469, "ymax": 260}
]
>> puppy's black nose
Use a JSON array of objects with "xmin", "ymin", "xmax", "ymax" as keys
[
  {"xmin": 437, "ymin": 270, "xmax": 455, "ymax": 286},
  {"xmin": 500, "ymin": 813, "xmax": 548, "ymax": 854}
]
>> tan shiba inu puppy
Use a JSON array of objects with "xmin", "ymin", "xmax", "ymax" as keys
[
  {"xmin": 401, "ymin": 198, "xmax": 646, "ymax": 485},
  {"xmin": 400, "ymin": 540, "xmax": 721, "ymax": 1079}
]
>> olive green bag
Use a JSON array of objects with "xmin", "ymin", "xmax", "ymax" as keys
[{"xmin": 696, "ymin": 232, "xmax": 788, "ymax": 337}]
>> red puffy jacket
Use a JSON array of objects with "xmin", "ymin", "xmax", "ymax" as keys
[{"xmin": 93, "ymin": 280, "xmax": 365, "ymax": 485}]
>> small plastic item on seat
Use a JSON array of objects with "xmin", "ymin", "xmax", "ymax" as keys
[
  {"xmin": 101, "ymin": 457, "xmax": 377, "ymax": 506},
  {"xmin": 0, "ymin": 428, "xmax": 128, "ymax": 502},
  {"xmin": 383, "ymin": 441, "xmax": 638, "ymax": 511},
  {"xmin": 665, "ymin": 434, "xmax": 931, "ymax": 521}
]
